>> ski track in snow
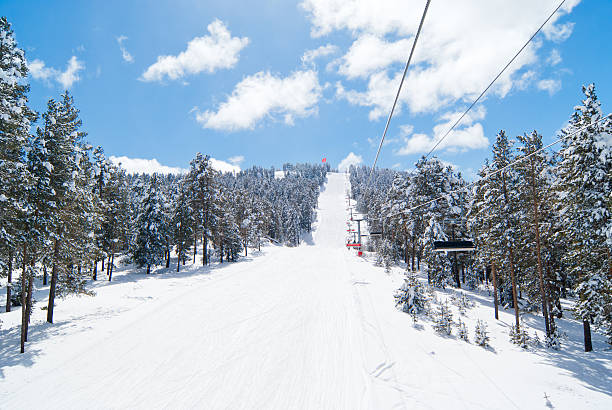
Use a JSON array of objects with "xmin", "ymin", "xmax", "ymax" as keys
[{"xmin": 0, "ymin": 173, "xmax": 611, "ymax": 409}]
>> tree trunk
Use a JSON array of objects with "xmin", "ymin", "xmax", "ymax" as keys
[
  {"xmin": 244, "ymin": 241, "xmax": 248, "ymax": 257},
  {"xmin": 101, "ymin": 257, "xmax": 104, "ymax": 271},
  {"xmin": 177, "ymin": 243, "xmax": 182, "ymax": 272},
  {"xmin": 193, "ymin": 229, "xmax": 197, "ymax": 264},
  {"xmin": 20, "ymin": 243, "xmax": 27, "ymax": 353},
  {"xmin": 453, "ymin": 256, "xmax": 460, "ymax": 288},
  {"xmin": 165, "ymin": 246, "xmax": 170, "ymax": 268},
  {"xmin": 47, "ymin": 238, "xmax": 60, "ymax": 324},
  {"xmin": 43, "ymin": 264, "xmax": 48, "ymax": 285},
  {"xmin": 529, "ymin": 158, "xmax": 550, "ymax": 336},
  {"xmin": 24, "ymin": 262, "xmax": 35, "ymax": 343},
  {"xmin": 491, "ymin": 261, "xmax": 499, "ymax": 320},
  {"xmin": 147, "ymin": 264, "xmax": 150, "ymax": 274},
  {"xmin": 109, "ymin": 252, "xmax": 115, "ymax": 279},
  {"xmin": 508, "ymin": 248, "xmax": 520, "ymax": 332},
  {"xmin": 93, "ymin": 260, "xmax": 97, "ymax": 281},
  {"xmin": 203, "ymin": 233, "xmax": 207, "ymax": 265},
  {"xmin": 6, "ymin": 250, "xmax": 12, "ymax": 313},
  {"xmin": 583, "ymin": 319, "xmax": 593, "ymax": 352}
]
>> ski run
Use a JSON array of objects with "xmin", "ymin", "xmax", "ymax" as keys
[{"xmin": 0, "ymin": 173, "xmax": 610, "ymax": 409}]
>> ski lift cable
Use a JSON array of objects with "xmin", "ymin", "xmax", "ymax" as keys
[
  {"xmin": 406, "ymin": 114, "xmax": 611, "ymax": 215},
  {"xmin": 423, "ymin": 0, "xmax": 567, "ymax": 160},
  {"xmin": 370, "ymin": 0, "xmax": 432, "ymax": 177}
]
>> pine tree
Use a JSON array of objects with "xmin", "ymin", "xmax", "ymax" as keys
[
  {"xmin": 474, "ymin": 319, "xmax": 490, "ymax": 347},
  {"xmin": 516, "ymin": 130, "xmax": 554, "ymax": 337},
  {"xmin": 433, "ymin": 301, "xmax": 453, "ymax": 335},
  {"xmin": 394, "ymin": 273, "xmax": 428, "ymax": 315},
  {"xmin": 488, "ymin": 131, "xmax": 522, "ymax": 332},
  {"xmin": 133, "ymin": 175, "xmax": 166, "ymax": 273},
  {"xmin": 188, "ymin": 153, "xmax": 217, "ymax": 265},
  {"xmin": 170, "ymin": 178, "xmax": 195, "ymax": 272},
  {"xmin": 41, "ymin": 92, "xmax": 89, "ymax": 324},
  {"xmin": 458, "ymin": 317, "xmax": 469, "ymax": 342},
  {"xmin": 0, "ymin": 17, "xmax": 36, "ymax": 330},
  {"xmin": 556, "ymin": 84, "xmax": 612, "ymax": 351},
  {"xmin": 469, "ymin": 160, "xmax": 500, "ymax": 320}
]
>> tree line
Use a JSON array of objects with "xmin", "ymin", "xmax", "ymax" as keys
[{"xmin": 349, "ymin": 84, "xmax": 611, "ymax": 352}]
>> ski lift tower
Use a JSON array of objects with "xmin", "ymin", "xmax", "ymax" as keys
[{"xmin": 353, "ymin": 218, "xmax": 364, "ymax": 244}]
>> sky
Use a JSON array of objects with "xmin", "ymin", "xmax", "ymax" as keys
[{"xmin": 2, "ymin": 0, "xmax": 611, "ymax": 177}]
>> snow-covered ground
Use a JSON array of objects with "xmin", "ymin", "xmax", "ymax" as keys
[{"xmin": 0, "ymin": 173, "xmax": 610, "ymax": 409}]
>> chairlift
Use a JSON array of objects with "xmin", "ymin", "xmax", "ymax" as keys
[{"xmin": 433, "ymin": 240, "xmax": 475, "ymax": 252}]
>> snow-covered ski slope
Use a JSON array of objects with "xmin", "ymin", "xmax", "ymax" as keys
[{"xmin": 1, "ymin": 173, "xmax": 610, "ymax": 409}]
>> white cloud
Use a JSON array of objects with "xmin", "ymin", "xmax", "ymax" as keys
[
  {"xmin": 109, "ymin": 156, "xmax": 186, "ymax": 175},
  {"xmin": 28, "ymin": 59, "xmax": 55, "ymax": 81},
  {"xmin": 302, "ymin": 44, "xmax": 338, "ymax": 67},
  {"xmin": 542, "ymin": 21, "xmax": 575, "ymax": 42},
  {"xmin": 196, "ymin": 70, "xmax": 322, "ymax": 131},
  {"xmin": 515, "ymin": 70, "xmax": 536, "ymax": 90},
  {"xmin": 303, "ymin": 0, "xmax": 580, "ymax": 121},
  {"xmin": 117, "ymin": 35, "xmax": 134, "ymax": 63},
  {"xmin": 141, "ymin": 19, "xmax": 249, "ymax": 82},
  {"xmin": 335, "ymin": 34, "xmax": 412, "ymax": 79},
  {"xmin": 109, "ymin": 155, "xmax": 239, "ymax": 175},
  {"xmin": 546, "ymin": 49, "xmax": 562, "ymax": 66},
  {"xmin": 396, "ymin": 107, "xmax": 489, "ymax": 155},
  {"xmin": 338, "ymin": 152, "xmax": 363, "ymax": 172},
  {"xmin": 210, "ymin": 158, "xmax": 240, "ymax": 174},
  {"xmin": 537, "ymin": 78, "xmax": 561, "ymax": 95},
  {"xmin": 28, "ymin": 56, "xmax": 84, "ymax": 89},
  {"xmin": 228, "ymin": 155, "xmax": 244, "ymax": 165},
  {"xmin": 57, "ymin": 56, "xmax": 85, "ymax": 89}
]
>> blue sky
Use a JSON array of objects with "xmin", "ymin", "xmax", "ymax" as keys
[{"xmin": 3, "ymin": 0, "xmax": 610, "ymax": 176}]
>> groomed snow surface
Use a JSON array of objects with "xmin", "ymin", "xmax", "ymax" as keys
[{"xmin": 1, "ymin": 173, "xmax": 611, "ymax": 409}]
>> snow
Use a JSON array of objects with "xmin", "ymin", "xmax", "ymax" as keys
[{"xmin": 0, "ymin": 173, "xmax": 610, "ymax": 409}]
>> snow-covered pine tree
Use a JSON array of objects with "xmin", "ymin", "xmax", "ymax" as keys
[
  {"xmin": 433, "ymin": 301, "xmax": 453, "ymax": 335},
  {"xmin": 488, "ymin": 131, "xmax": 522, "ymax": 333},
  {"xmin": 386, "ymin": 172, "xmax": 413, "ymax": 265},
  {"xmin": 187, "ymin": 153, "xmax": 217, "ymax": 265},
  {"xmin": 133, "ymin": 174, "xmax": 167, "ymax": 273},
  {"xmin": 555, "ymin": 84, "xmax": 612, "ymax": 351},
  {"xmin": 212, "ymin": 186, "xmax": 242, "ymax": 262},
  {"xmin": 458, "ymin": 317, "xmax": 469, "ymax": 342},
  {"xmin": 469, "ymin": 159, "xmax": 501, "ymax": 320},
  {"xmin": 474, "ymin": 319, "xmax": 490, "ymax": 347},
  {"xmin": 40, "ymin": 92, "xmax": 89, "ymax": 324},
  {"xmin": 394, "ymin": 273, "xmax": 428, "ymax": 315},
  {"xmin": 422, "ymin": 215, "xmax": 451, "ymax": 287},
  {"xmin": 515, "ymin": 130, "xmax": 555, "ymax": 338},
  {"xmin": 170, "ymin": 178, "xmax": 195, "ymax": 271},
  {"xmin": 57, "ymin": 142, "xmax": 98, "ymax": 296},
  {"xmin": 0, "ymin": 17, "xmax": 36, "ymax": 321},
  {"xmin": 102, "ymin": 164, "xmax": 131, "ymax": 280}
]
